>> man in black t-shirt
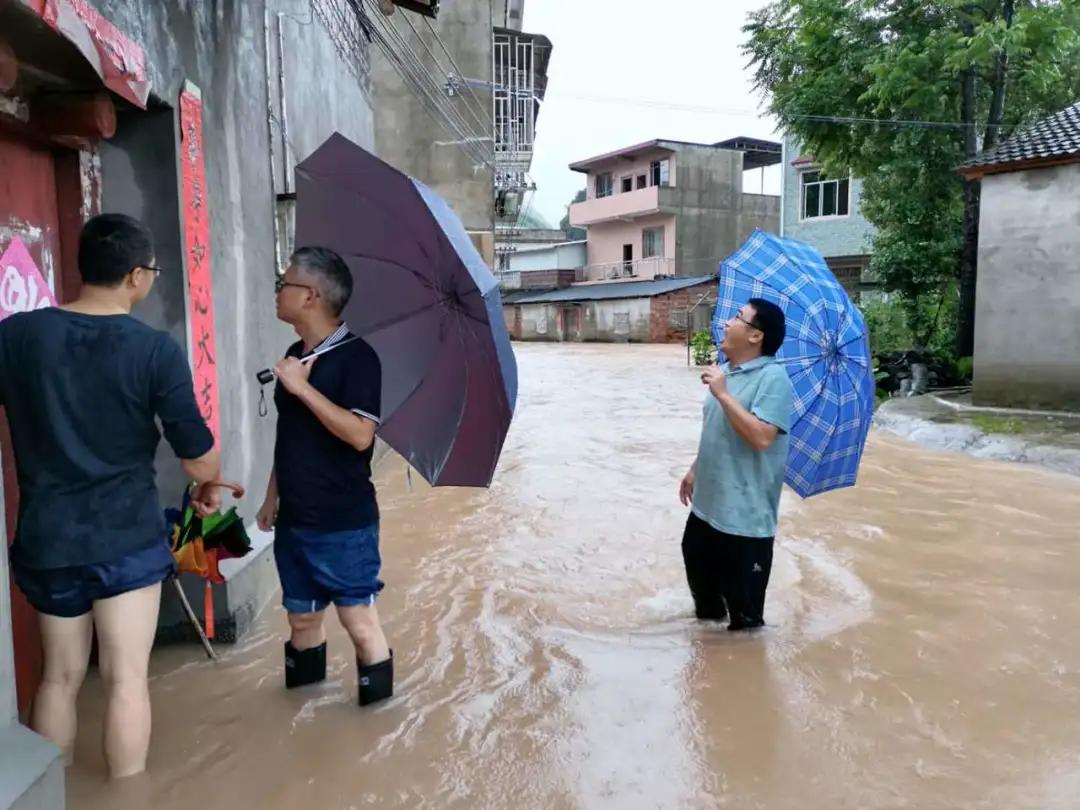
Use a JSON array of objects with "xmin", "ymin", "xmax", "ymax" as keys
[
  {"xmin": 0, "ymin": 214, "xmax": 219, "ymax": 779},
  {"xmin": 256, "ymin": 246, "xmax": 392, "ymax": 706}
]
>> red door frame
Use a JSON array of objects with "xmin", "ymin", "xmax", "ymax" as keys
[{"xmin": 0, "ymin": 127, "xmax": 85, "ymax": 719}]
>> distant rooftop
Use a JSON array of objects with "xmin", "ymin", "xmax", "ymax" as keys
[
  {"xmin": 962, "ymin": 101, "xmax": 1080, "ymax": 177},
  {"xmin": 712, "ymin": 137, "xmax": 782, "ymax": 170},
  {"xmin": 569, "ymin": 137, "xmax": 782, "ymax": 173}
]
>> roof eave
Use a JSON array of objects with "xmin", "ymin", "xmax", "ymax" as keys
[
  {"xmin": 569, "ymin": 139, "xmax": 674, "ymax": 173},
  {"xmin": 959, "ymin": 152, "xmax": 1080, "ymax": 180}
]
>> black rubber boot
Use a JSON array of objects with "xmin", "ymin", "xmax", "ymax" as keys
[
  {"xmin": 284, "ymin": 641, "xmax": 326, "ymax": 689},
  {"xmin": 357, "ymin": 650, "xmax": 393, "ymax": 706}
]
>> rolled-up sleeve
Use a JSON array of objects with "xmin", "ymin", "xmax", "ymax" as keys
[
  {"xmin": 751, "ymin": 365, "xmax": 794, "ymax": 434},
  {"xmin": 151, "ymin": 336, "xmax": 215, "ymax": 458}
]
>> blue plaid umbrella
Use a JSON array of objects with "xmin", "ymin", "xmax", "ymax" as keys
[{"xmin": 710, "ymin": 229, "xmax": 874, "ymax": 497}]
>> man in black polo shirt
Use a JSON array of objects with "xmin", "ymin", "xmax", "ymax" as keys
[
  {"xmin": 0, "ymin": 214, "xmax": 219, "ymax": 779},
  {"xmin": 256, "ymin": 246, "xmax": 392, "ymax": 706}
]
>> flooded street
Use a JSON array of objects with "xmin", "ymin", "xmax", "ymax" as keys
[{"xmin": 70, "ymin": 343, "xmax": 1080, "ymax": 809}]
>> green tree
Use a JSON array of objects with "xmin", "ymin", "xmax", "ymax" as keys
[
  {"xmin": 560, "ymin": 189, "xmax": 587, "ymax": 241},
  {"xmin": 744, "ymin": 0, "xmax": 1080, "ymax": 354}
]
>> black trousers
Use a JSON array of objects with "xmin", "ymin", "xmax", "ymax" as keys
[{"xmin": 681, "ymin": 512, "xmax": 774, "ymax": 630}]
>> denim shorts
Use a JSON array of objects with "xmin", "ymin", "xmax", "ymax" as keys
[
  {"xmin": 273, "ymin": 523, "xmax": 384, "ymax": 614},
  {"xmin": 12, "ymin": 542, "xmax": 176, "ymax": 618}
]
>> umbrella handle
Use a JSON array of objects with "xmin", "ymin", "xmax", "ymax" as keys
[
  {"xmin": 255, "ymin": 335, "xmax": 361, "ymax": 385},
  {"xmin": 195, "ymin": 480, "xmax": 246, "ymax": 499}
]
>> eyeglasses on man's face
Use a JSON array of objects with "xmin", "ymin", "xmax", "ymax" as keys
[
  {"xmin": 730, "ymin": 312, "xmax": 760, "ymax": 331},
  {"xmin": 274, "ymin": 278, "xmax": 317, "ymax": 294}
]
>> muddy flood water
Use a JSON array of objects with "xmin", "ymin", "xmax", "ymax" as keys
[{"xmin": 69, "ymin": 343, "xmax": 1080, "ymax": 809}]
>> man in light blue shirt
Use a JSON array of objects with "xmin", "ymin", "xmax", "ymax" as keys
[{"xmin": 679, "ymin": 298, "xmax": 793, "ymax": 631}]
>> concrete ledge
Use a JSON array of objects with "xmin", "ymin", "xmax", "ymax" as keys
[
  {"xmin": 156, "ymin": 523, "xmax": 277, "ymax": 646},
  {"xmin": 0, "ymin": 723, "xmax": 65, "ymax": 810},
  {"xmin": 874, "ymin": 397, "xmax": 1080, "ymax": 479}
]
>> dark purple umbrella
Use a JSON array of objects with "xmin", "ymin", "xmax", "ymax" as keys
[{"xmin": 293, "ymin": 133, "xmax": 517, "ymax": 487}]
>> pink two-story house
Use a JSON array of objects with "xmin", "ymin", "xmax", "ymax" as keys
[{"xmin": 568, "ymin": 137, "xmax": 781, "ymax": 283}]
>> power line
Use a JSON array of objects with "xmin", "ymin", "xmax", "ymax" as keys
[
  {"xmin": 794, "ymin": 113, "xmax": 978, "ymax": 130},
  {"xmin": 420, "ymin": 15, "xmax": 494, "ymax": 140},
  {"xmin": 366, "ymin": 3, "xmax": 494, "ymax": 167},
  {"xmin": 555, "ymin": 92, "xmax": 991, "ymax": 131},
  {"xmin": 395, "ymin": 9, "xmax": 493, "ymax": 140},
  {"xmin": 362, "ymin": 5, "xmax": 484, "ymax": 160},
  {"xmin": 360, "ymin": 0, "xmax": 494, "ymax": 168}
]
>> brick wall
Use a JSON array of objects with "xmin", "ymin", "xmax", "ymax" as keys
[
  {"xmin": 649, "ymin": 282, "xmax": 716, "ymax": 343},
  {"xmin": 830, "ymin": 264, "xmax": 861, "ymax": 295},
  {"xmin": 824, "ymin": 256, "xmax": 871, "ymax": 299}
]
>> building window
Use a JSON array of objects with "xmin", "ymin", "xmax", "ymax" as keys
[
  {"xmin": 636, "ymin": 174, "xmax": 647, "ymax": 189},
  {"xmin": 800, "ymin": 171, "xmax": 850, "ymax": 219},
  {"xmin": 595, "ymin": 173, "xmax": 613, "ymax": 198},
  {"xmin": 642, "ymin": 226, "xmax": 664, "ymax": 259},
  {"xmin": 669, "ymin": 310, "xmax": 688, "ymax": 329},
  {"xmin": 621, "ymin": 176, "xmax": 633, "ymax": 193},
  {"xmin": 650, "ymin": 159, "xmax": 671, "ymax": 187}
]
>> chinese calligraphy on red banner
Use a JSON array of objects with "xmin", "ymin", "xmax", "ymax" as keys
[{"xmin": 179, "ymin": 84, "xmax": 220, "ymax": 443}]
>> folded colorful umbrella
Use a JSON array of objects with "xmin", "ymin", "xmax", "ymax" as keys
[{"xmin": 165, "ymin": 481, "xmax": 250, "ymax": 651}]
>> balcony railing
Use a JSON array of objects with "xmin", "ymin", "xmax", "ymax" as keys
[
  {"xmin": 568, "ymin": 186, "xmax": 662, "ymax": 226},
  {"xmin": 576, "ymin": 257, "xmax": 675, "ymax": 283},
  {"xmin": 497, "ymin": 271, "xmax": 522, "ymax": 289}
]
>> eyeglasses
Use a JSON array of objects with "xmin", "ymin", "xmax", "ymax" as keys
[
  {"xmin": 134, "ymin": 265, "xmax": 164, "ymax": 275},
  {"xmin": 274, "ymin": 278, "xmax": 317, "ymax": 294},
  {"xmin": 732, "ymin": 313, "xmax": 760, "ymax": 330}
]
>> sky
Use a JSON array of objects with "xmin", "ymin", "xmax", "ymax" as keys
[{"xmin": 520, "ymin": 0, "xmax": 781, "ymax": 227}]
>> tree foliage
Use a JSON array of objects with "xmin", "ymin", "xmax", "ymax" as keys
[
  {"xmin": 560, "ymin": 189, "xmax": 587, "ymax": 241},
  {"xmin": 744, "ymin": 0, "xmax": 1080, "ymax": 352}
]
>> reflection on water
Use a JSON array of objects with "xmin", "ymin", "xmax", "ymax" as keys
[{"xmin": 69, "ymin": 344, "xmax": 1080, "ymax": 809}]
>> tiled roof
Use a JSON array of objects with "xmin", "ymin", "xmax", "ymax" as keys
[
  {"xmin": 509, "ymin": 275, "xmax": 714, "ymax": 305},
  {"xmin": 963, "ymin": 102, "xmax": 1080, "ymax": 174}
]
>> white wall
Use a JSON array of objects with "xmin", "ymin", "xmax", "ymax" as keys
[{"xmin": 510, "ymin": 242, "xmax": 587, "ymax": 272}]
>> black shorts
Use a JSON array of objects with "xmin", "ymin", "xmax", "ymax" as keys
[
  {"xmin": 12, "ymin": 542, "xmax": 176, "ymax": 618},
  {"xmin": 681, "ymin": 512, "xmax": 774, "ymax": 630}
]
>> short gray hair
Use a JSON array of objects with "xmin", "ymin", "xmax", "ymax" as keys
[{"xmin": 290, "ymin": 246, "xmax": 353, "ymax": 316}]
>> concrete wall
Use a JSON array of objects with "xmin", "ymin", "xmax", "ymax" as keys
[
  {"xmin": 514, "ymin": 298, "xmax": 652, "ymax": 342},
  {"xmin": 275, "ymin": 5, "xmax": 375, "ymax": 189},
  {"xmin": 587, "ymin": 298, "xmax": 651, "ymax": 341},
  {"xmin": 0, "ymin": 449, "xmax": 64, "ymax": 810},
  {"xmin": 371, "ymin": 0, "xmax": 500, "ymax": 233},
  {"xmin": 500, "ymin": 227, "xmax": 568, "ymax": 245},
  {"xmin": 973, "ymin": 164, "xmax": 1080, "ymax": 410},
  {"xmin": 516, "ymin": 303, "xmax": 553, "ymax": 339},
  {"xmin": 665, "ymin": 146, "xmax": 780, "ymax": 277},
  {"xmin": 510, "ymin": 241, "xmax": 586, "ymax": 271},
  {"xmin": 781, "ymin": 134, "xmax": 874, "ymax": 258}
]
